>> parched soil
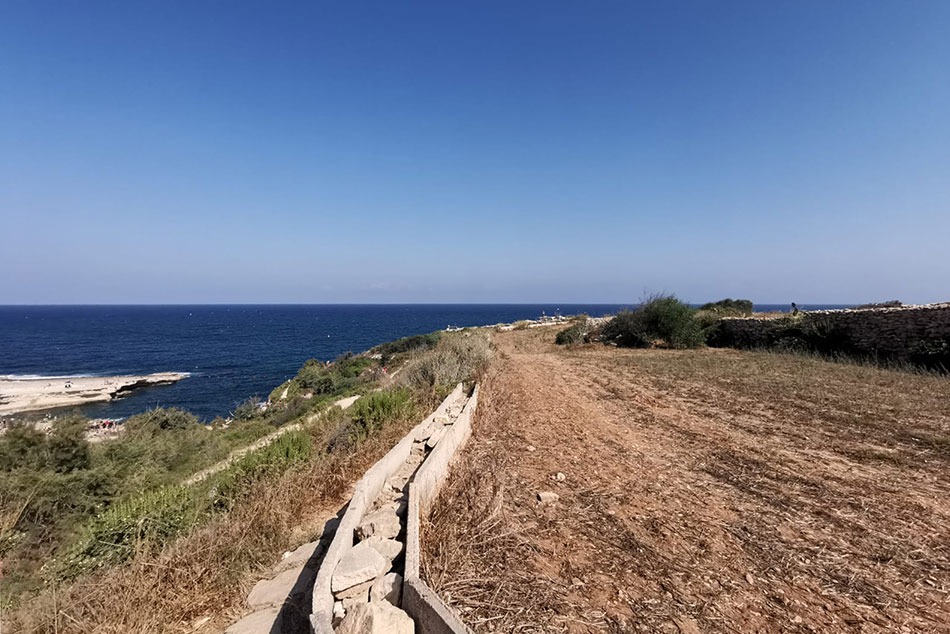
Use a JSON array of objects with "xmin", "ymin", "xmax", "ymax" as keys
[{"xmin": 423, "ymin": 329, "xmax": 950, "ymax": 633}]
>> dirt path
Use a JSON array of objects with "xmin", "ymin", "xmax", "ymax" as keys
[{"xmin": 424, "ymin": 329, "xmax": 950, "ymax": 633}]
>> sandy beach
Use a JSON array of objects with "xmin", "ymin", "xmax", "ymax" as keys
[{"xmin": 0, "ymin": 372, "xmax": 188, "ymax": 416}]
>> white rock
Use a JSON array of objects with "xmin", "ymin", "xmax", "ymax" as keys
[
  {"xmin": 425, "ymin": 426, "xmax": 446, "ymax": 449},
  {"xmin": 413, "ymin": 423, "xmax": 435, "ymax": 442},
  {"xmin": 333, "ymin": 600, "xmax": 346, "ymax": 622},
  {"xmin": 555, "ymin": 472, "xmax": 566, "ymax": 482},
  {"xmin": 537, "ymin": 491, "xmax": 559, "ymax": 505},
  {"xmin": 356, "ymin": 507, "xmax": 402, "ymax": 540},
  {"xmin": 370, "ymin": 572, "xmax": 403, "ymax": 605},
  {"xmin": 527, "ymin": 445, "xmax": 536, "ymax": 452},
  {"xmin": 363, "ymin": 536, "xmax": 404, "ymax": 561},
  {"xmin": 341, "ymin": 593, "xmax": 370, "ymax": 612},
  {"xmin": 331, "ymin": 543, "xmax": 388, "ymax": 594},
  {"xmin": 334, "ymin": 578, "xmax": 374, "ymax": 600},
  {"xmin": 336, "ymin": 601, "xmax": 414, "ymax": 634}
]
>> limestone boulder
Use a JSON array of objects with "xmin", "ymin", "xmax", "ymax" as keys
[
  {"xmin": 336, "ymin": 601, "xmax": 414, "ymax": 634},
  {"xmin": 335, "ymin": 578, "xmax": 374, "ymax": 600},
  {"xmin": 363, "ymin": 536, "xmax": 404, "ymax": 561},
  {"xmin": 356, "ymin": 507, "xmax": 401, "ymax": 540},
  {"xmin": 331, "ymin": 542, "xmax": 388, "ymax": 594},
  {"xmin": 370, "ymin": 572, "xmax": 403, "ymax": 606}
]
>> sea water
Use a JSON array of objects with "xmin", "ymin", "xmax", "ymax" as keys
[{"xmin": 0, "ymin": 303, "xmax": 849, "ymax": 420}]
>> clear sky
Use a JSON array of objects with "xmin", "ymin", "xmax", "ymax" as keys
[{"xmin": 1, "ymin": 1, "xmax": 948, "ymax": 304}]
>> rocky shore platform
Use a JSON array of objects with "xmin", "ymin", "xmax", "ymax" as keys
[{"xmin": 0, "ymin": 372, "xmax": 188, "ymax": 416}]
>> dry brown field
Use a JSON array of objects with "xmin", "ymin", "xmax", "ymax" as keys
[{"xmin": 424, "ymin": 328, "xmax": 950, "ymax": 633}]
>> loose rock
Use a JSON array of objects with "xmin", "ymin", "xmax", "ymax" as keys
[
  {"xmin": 334, "ymin": 578, "xmax": 374, "ymax": 600},
  {"xmin": 356, "ymin": 507, "xmax": 402, "ymax": 540},
  {"xmin": 331, "ymin": 543, "xmax": 388, "ymax": 594},
  {"xmin": 336, "ymin": 601, "xmax": 414, "ymax": 634},
  {"xmin": 537, "ymin": 491, "xmax": 559, "ymax": 505},
  {"xmin": 363, "ymin": 536, "xmax": 403, "ymax": 561},
  {"xmin": 425, "ymin": 427, "xmax": 446, "ymax": 448},
  {"xmin": 370, "ymin": 572, "xmax": 403, "ymax": 605}
]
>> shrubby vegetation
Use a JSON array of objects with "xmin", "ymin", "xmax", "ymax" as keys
[
  {"xmin": 555, "ymin": 323, "xmax": 587, "ymax": 345},
  {"xmin": 397, "ymin": 332, "xmax": 492, "ymax": 394},
  {"xmin": 601, "ymin": 296, "xmax": 705, "ymax": 349},
  {"xmin": 372, "ymin": 332, "xmax": 441, "ymax": 365},
  {"xmin": 270, "ymin": 353, "xmax": 376, "ymax": 404},
  {"xmin": 699, "ymin": 298, "xmax": 754, "ymax": 315},
  {"xmin": 1, "ymin": 328, "xmax": 492, "ymax": 616},
  {"xmin": 57, "ymin": 429, "xmax": 314, "ymax": 580},
  {"xmin": 0, "ymin": 408, "xmax": 279, "ymax": 595},
  {"xmin": 554, "ymin": 315, "xmax": 592, "ymax": 346}
]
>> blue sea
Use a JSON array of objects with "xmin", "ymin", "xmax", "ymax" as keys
[{"xmin": 0, "ymin": 304, "xmax": 849, "ymax": 420}]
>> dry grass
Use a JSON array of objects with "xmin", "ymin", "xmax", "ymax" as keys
[
  {"xmin": 421, "ymin": 361, "xmax": 538, "ymax": 629},
  {"xmin": 6, "ymin": 412, "xmax": 418, "ymax": 634},
  {"xmin": 397, "ymin": 332, "xmax": 492, "ymax": 393},
  {"xmin": 423, "ymin": 329, "xmax": 950, "ymax": 633}
]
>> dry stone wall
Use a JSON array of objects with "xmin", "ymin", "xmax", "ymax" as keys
[{"xmin": 712, "ymin": 303, "xmax": 950, "ymax": 365}]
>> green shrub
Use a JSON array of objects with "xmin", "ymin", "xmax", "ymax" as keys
[
  {"xmin": 602, "ymin": 296, "xmax": 705, "ymax": 349},
  {"xmin": 0, "ymin": 424, "xmax": 51, "ymax": 472},
  {"xmin": 555, "ymin": 323, "xmax": 588, "ymax": 345},
  {"xmin": 233, "ymin": 396, "xmax": 263, "ymax": 421},
  {"xmin": 699, "ymin": 298, "xmax": 754, "ymax": 315},
  {"xmin": 373, "ymin": 332, "xmax": 441, "ymax": 364},
  {"xmin": 0, "ymin": 416, "xmax": 91, "ymax": 475},
  {"xmin": 333, "ymin": 354, "xmax": 373, "ymax": 379},
  {"xmin": 56, "ymin": 485, "xmax": 200, "ymax": 579},
  {"xmin": 295, "ymin": 359, "xmax": 335, "ymax": 393},
  {"xmin": 350, "ymin": 389, "xmax": 415, "ymax": 440},
  {"xmin": 124, "ymin": 408, "xmax": 200, "ymax": 434},
  {"xmin": 209, "ymin": 431, "xmax": 312, "ymax": 509}
]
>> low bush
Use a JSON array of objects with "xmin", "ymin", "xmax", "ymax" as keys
[
  {"xmin": 233, "ymin": 396, "xmax": 263, "ymax": 421},
  {"xmin": 555, "ymin": 317, "xmax": 591, "ymax": 346},
  {"xmin": 124, "ymin": 407, "xmax": 199, "ymax": 434},
  {"xmin": 279, "ymin": 354, "xmax": 377, "ymax": 403},
  {"xmin": 57, "ymin": 429, "xmax": 313, "ymax": 581},
  {"xmin": 57, "ymin": 485, "xmax": 200, "ymax": 579},
  {"xmin": 373, "ymin": 332, "xmax": 441, "ymax": 364},
  {"xmin": 602, "ymin": 296, "xmax": 705, "ymax": 349},
  {"xmin": 699, "ymin": 298, "xmax": 754, "ymax": 315},
  {"xmin": 398, "ymin": 333, "xmax": 492, "ymax": 391},
  {"xmin": 349, "ymin": 388, "xmax": 415, "ymax": 441},
  {"xmin": 209, "ymin": 431, "xmax": 312, "ymax": 510}
]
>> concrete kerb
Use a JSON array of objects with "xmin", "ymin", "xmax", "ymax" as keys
[
  {"xmin": 402, "ymin": 385, "xmax": 479, "ymax": 634},
  {"xmin": 309, "ymin": 384, "xmax": 466, "ymax": 634}
]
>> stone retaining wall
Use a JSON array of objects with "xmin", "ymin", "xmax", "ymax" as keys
[{"xmin": 713, "ymin": 303, "xmax": 950, "ymax": 365}]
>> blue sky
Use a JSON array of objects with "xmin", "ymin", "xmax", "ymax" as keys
[{"xmin": 1, "ymin": 1, "xmax": 947, "ymax": 304}]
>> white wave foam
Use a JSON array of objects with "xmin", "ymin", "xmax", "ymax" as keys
[
  {"xmin": 0, "ymin": 372, "xmax": 193, "ymax": 381},
  {"xmin": 0, "ymin": 373, "xmax": 102, "ymax": 381}
]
